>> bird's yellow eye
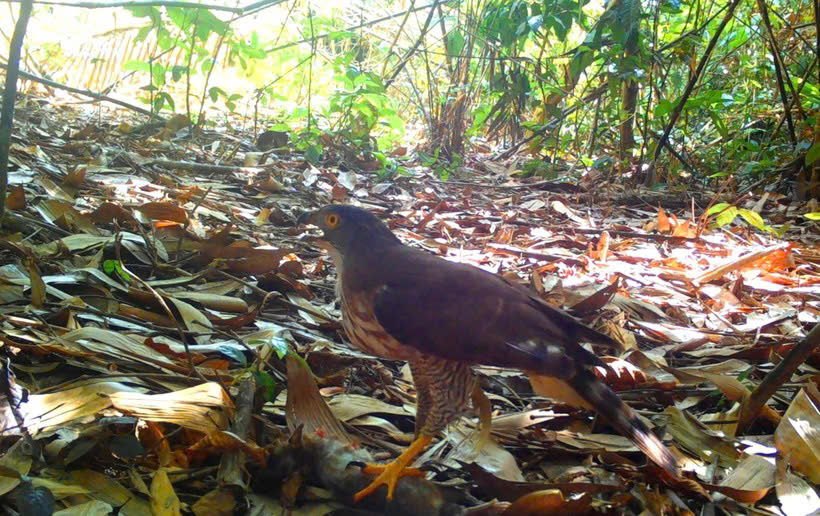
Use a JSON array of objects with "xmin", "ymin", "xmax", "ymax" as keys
[{"xmin": 325, "ymin": 214, "xmax": 340, "ymax": 228}]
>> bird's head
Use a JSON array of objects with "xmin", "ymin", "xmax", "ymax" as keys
[{"xmin": 298, "ymin": 205, "xmax": 399, "ymax": 261}]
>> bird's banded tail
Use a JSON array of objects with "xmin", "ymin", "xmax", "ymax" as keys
[{"xmin": 531, "ymin": 369, "xmax": 680, "ymax": 475}]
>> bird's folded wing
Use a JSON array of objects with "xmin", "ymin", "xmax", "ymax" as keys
[{"xmin": 371, "ymin": 253, "xmax": 611, "ymax": 377}]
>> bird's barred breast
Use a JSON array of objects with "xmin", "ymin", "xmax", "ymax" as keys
[{"xmin": 339, "ymin": 282, "xmax": 415, "ymax": 361}]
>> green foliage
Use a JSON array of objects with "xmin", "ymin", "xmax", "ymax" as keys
[
  {"xmin": 53, "ymin": 0, "xmax": 811, "ymax": 186},
  {"xmin": 292, "ymin": 126, "xmax": 324, "ymax": 164},
  {"xmin": 328, "ymin": 68, "xmax": 403, "ymax": 147},
  {"xmin": 516, "ymin": 159, "xmax": 559, "ymax": 179},
  {"xmin": 124, "ymin": 5, "xmax": 247, "ymax": 115},
  {"xmin": 103, "ymin": 260, "xmax": 131, "ymax": 283},
  {"xmin": 707, "ymin": 203, "xmax": 778, "ymax": 235},
  {"xmin": 807, "ymin": 143, "xmax": 820, "ymax": 165},
  {"xmin": 253, "ymin": 371, "xmax": 281, "ymax": 403},
  {"xmin": 419, "ymin": 150, "xmax": 462, "ymax": 180}
]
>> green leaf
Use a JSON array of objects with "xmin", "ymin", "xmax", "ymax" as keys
[
  {"xmin": 305, "ymin": 145, "xmax": 321, "ymax": 164},
  {"xmin": 170, "ymin": 65, "xmax": 187, "ymax": 82},
  {"xmin": 136, "ymin": 25, "xmax": 154, "ymax": 42},
  {"xmin": 803, "ymin": 212, "xmax": 820, "ymax": 220},
  {"xmin": 253, "ymin": 371, "xmax": 280, "ymax": 403},
  {"xmin": 446, "ymin": 29, "xmax": 465, "ymax": 56},
  {"xmin": 327, "ymin": 30, "xmax": 355, "ymax": 41},
  {"xmin": 103, "ymin": 260, "xmax": 132, "ymax": 282},
  {"xmin": 151, "ymin": 66, "xmax": 166, "ymax": 87},
  {"xmin": 208, "ymin": 87, "xmax": 224, "ymax": 102},
  {"xmin": 654, "ymin": 99, "xmax": 676, "ymax": 117},
  {"xmin": 123, "ymin": 60, "xmax": 151, "ymax": 73},
  {"xmin": 167, "ymin": 7, "xmax": 190, "ymax": 30},
  {"xmin": 710, "ymin": 111, "xmax": 728, "ymax": 139},
  {"xmin": 738, "ymin": 208, "xmax": 766, "ymax": 231},
  {"xmin": 806, "ymin": 142, "xmax": 820, "ymax": 165},
  {"xmin": 271, "ymin": 336, "xmax": 289, "ymax": 359},
  {"xmin": 715, "ymin": 206, "xmax": 738, "ymax": 227},
  {"xmin": 217, "ymin": 344, "xmax": 247, "ymax": 365},
  {"xmin": 707, "ymin": 202, "xmax": 731, "ymax": 216}
]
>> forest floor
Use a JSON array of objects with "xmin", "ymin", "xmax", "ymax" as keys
[{"xmin": 0, "ymin": 94, "xmax": 818, "ymax": 515}]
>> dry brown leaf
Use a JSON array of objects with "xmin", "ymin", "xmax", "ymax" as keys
[
  {"xmin": 665, "ymin": 406, "xmax": 741, "ymax": 465},
  {"xmin": 109, "ymin": 383, "xmax": 233, "ymax": 434},
  {"xmin": 255, "ymin": 207, "xmax": 271, "ymax": 225},
  {"xmin": 137, "ymin": 202, "xmax": 189, "ymax": 223},
  {"xmin": 188, "ymin": 431, "xmax": 267, "ymax": 466},
  {"xmin": 596, "ymin": 358, "xmax": 649, "ymax": 390},
  {"xmin": 66, "ymin": 470, "xmax": 151, "ymax": 515},
  {"xmin": 150, "ymin": 468, "xmax": 181, "ymax": 516},
  {"xmin": 201, "ymin": 245, "xmax": 290, "ymax": 276},
  {"xmin": 36, "ymin": 199, "xmax": 99, "ymax": 235},
  {"xmin": 170, "ymin": 291, "xmax": 248, "ymax": 313},
  {"xmin": 463, "ymin": 462, "xmax": 619, "ymax": 503},
  {"xmin": 39, "ymin": 176, "xmax": 73, "ymax": 201},
  {"xmin": 286, "ymin": 354, "xmax": 353, "ymax": 445},
  {"xmin": 22, "ymin": 381, "xmax": 127, "ymax": 436},
  {"xmin": 331, "ymin": 183, "xmax": 349, "ymax": 201},
  {"xmin": 164, "ymin": 296, "xmax": 213, "ymax": 345},
  {"xmin": 255, "ymin": 175, "xmax": 284, "ymax": 193},
  {"xmin": 139, "ymin": 422, "xmax": 175, "ymax": 468},
  {"xmin": 657, "ymin": 206, "xmax": 671, "ymax": 233},
  {"xmin": 776, "ymin": 454, "xmax": 820, "ymax": 516},
  {"xmin": 165, "ymin": 114, "xmax": 191, "ymax": 131},
  {"xmin": 0, "ymin": 440, "xmax": 33, "ymax": 496},
  {"xmin": 63, "ymin": 166, "xmax": 87, "ymax": 188},
  {"xmin": 594, "ymin": 230, "xmax": 610, "ymax": 262},
  {"xmin": 90, "ymin": 202, "xmax": 137, "ymax": 226},
  {"xmin": 501, "ymin": 489, "xmax": 591, "ymax": 516},
  {"xmin": 192, "ymin": 488, "xmax": 236, "ymax": 516},
  {"xmin": 705, "ymin": 483, "xmax": 770, "ymax": 503},
  {"xmin": 6, "ymin": 186, "xmax": 25, "ymax": 211},
  {"xmin": 672, "ymin": 219, "xmax": 694, "ymax": 237},
  {"xmin": 23, "ymin": 257, "xmax": 46, "ymax": 308},
  {"xmin": 774, "ymin": 387, "xmax": 820, "ymax": 484}
]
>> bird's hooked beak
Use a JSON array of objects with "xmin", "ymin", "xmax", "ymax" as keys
[{"xmin": 297, "ymin": 210, "xmax": 333, "ymax": 251}]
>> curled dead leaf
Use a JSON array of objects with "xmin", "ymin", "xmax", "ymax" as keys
[
  {"xmin": 137, "ymin": 202, "xmax": 188, "ymax": 223},
  {"xmin": 6, "ymin": 186, "xmax": 25, "ymax": 211}
]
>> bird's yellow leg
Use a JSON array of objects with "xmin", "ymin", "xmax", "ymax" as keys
[
  {"xmin": 471, "ymin": 381, "xmax": 492, "ymax": 451},
  {"xmin": 353, "ymin": 435, "xmax": 432, "ymax": 502}
]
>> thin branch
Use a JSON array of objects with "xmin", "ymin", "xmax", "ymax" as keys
[
  {"xmin": 6, "ymin": 0, "xmax": 285, "ymax": 13},
  {"xmin": 646, "ymin": 0, "xmax": 743, "ymax": 185},
  {"xmin": 266, "ymin": 2, "xmax": 440, "ymax": 54},
  {"xmin": 736, "ymin": 322, "xmax": 820, "ymax": 434},
  {"xmin": 755, "ymin": 0, "xmax": 798, "ymax": 143},
  {"xmin": 0, "ymin": 0, "xmax": 33, "ymax": 222},
  {"xmin": 0, "ymin": 65, "xmax": 158, "ymax": 118}
]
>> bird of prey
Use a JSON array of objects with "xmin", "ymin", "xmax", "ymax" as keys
[{"xmin": 298, "ymin": 204, "xmax": 679, "ymax": 502}]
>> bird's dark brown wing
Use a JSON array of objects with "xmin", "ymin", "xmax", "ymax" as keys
[
  {"xmin": 368, "ymin": 245, "xmax": 680, "ymax": 475},
  {"xmin": 369, "ymin": 245, "xmax": 612, "ymax": 375}
]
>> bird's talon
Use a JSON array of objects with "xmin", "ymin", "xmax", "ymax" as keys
[
  {"xmin": 361, "ymin": 464, "xmax": 424, "ymax": 476},
  {"xmin": 354, "ymin": 461, "xmax": 421, "ymax": 502},
  {"xmin": 352, "ymin": 435, "xmax": 432, "ymax": 502}
]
